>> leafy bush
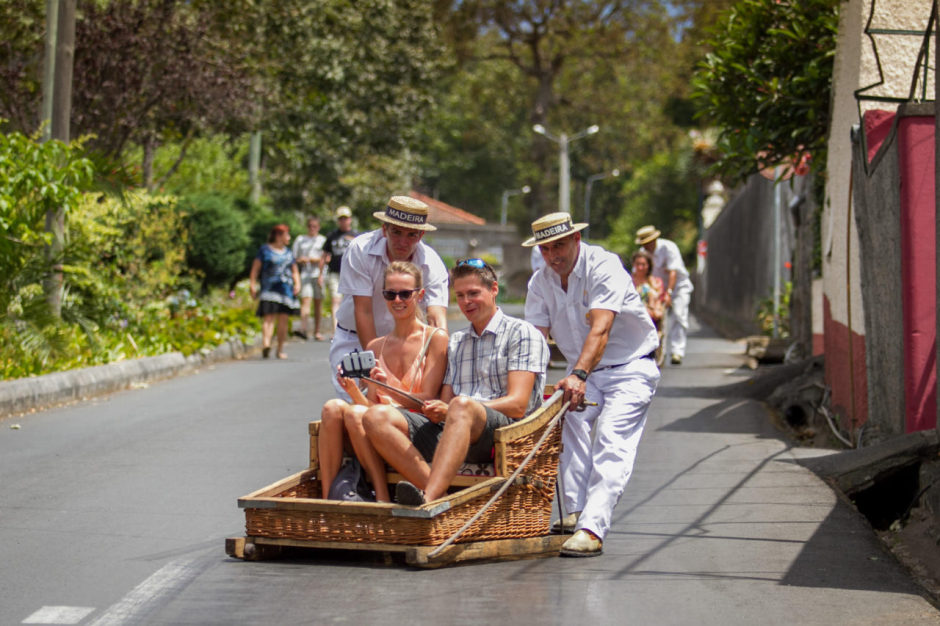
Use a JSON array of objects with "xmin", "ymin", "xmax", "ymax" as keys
[
  {"xmin": 68, "ymin": 190, "xmax": 187, "ymax": 315},
  {"xmin": 692, "ymin": 0, "xmax": 839, "ymax": 181},
  {"xmin": 0, "ymin": 128, "xmax": 94, "ymax": 317},
  {"xmin": 0, "ymin": 284, "xmax": 259, "ymax": 380},
  {"xmin": 181, "ymin": 193, "xmax": 250, "ymax": 288},
  {"xmin": 756, "ymin": 281, "xmax": 792, "ymax": 337}
]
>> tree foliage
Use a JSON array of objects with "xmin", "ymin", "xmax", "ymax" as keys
[
  {"xmin": 416, "ymin": 0, "xmax": 736, "ymax": 241},
  {"xmin": 213, "ymin": 0, "xmax": 447, "ymax": 212},
  {"xmin": 0, "ymin": 128, "xmax": 94, "ymax": 313},
  {"xmin": 691, "ymin": 0, "xmax": 839, "ymax": 182},
  {"xmin": 604, "ymin": 145, "xmax": 703, "ymax": 256}
]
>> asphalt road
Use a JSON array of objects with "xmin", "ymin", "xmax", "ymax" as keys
[{"xmin": 1, "ymin": 314, "xmax": 938, "ymax": 625}]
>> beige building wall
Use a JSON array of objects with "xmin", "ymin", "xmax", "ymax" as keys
[{"xmin": 824, "ymin": 0, "xmax": 933, "ymax": 332}]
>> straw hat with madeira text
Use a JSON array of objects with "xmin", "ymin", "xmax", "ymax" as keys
[
  {"xmin": 373, "ymin": 196, "xmax": 437, "ymax": 232},
  {"xmin": 522, "ymin": 212, "xmax": 588, "ymax": 247}
]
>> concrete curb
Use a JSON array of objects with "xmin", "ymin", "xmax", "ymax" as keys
[{"xmin": 0, "ymin": 335, "xmax": 259, "ymax": 419}]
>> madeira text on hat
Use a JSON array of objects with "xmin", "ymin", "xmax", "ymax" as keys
[
  {"xmin": 373, "ymin": 195, "xmax": 437, "ymax": 232},
  {"xmin": 521, "ymin": 212, "xmax": 588, "ymax": 247},
  {"xmin": 635, "ymin": 225, "xmax": 661, "ymax": 245},
  {"xmin": 335, "ymin": 206, "xmax": 353, "ymax": 218}
]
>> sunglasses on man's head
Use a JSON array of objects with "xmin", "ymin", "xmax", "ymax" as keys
[
  {"xmin": 457, "ymin": 258, "xmax": 488, "ymax": 269},
  {"xmin": 456, "ymin": 257, "xmax": 497, "ymax": 280},
  {"xmin": 382, "ymin": 289, "xmax": 419, "ymax": 301}
]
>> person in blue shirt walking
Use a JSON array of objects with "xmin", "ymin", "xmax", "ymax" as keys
[{"xmin": 249, "ymin": 224, "xmax": 301, "ymax": 359}]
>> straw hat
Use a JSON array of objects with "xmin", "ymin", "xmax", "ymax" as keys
[
  {"xmin": 635, "ymin": 225, "xmax": 661, "ymax": 245},
  {"xmin": 335, "ymin": 206, "xmax": 352, "ymax": 218},
  {"xmin": 373, "ymin": 196, "xmax": 437, "ymax": 232},
  {"xmin": 521, "ymin": 212, "xmax": 588, "ymax": 247}
]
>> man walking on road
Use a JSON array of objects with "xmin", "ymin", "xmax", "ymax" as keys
[
  {"xmin": 292, "ymin": 215, "xmax": 327, "ymax": 341},
  {"xmin": 636, "ymin": 225, "xmax": 693, "ymax": 365},
  {"xmin": 524, "ymin": 213, "xmax": 660, "ymax": 557},
  {"xmin": 328, "ymin": 196, "xmax": 449, "ymax": 399},
  {"xmin": 323, "ymin": 206, "xmax": 359, "ymax": 332}
]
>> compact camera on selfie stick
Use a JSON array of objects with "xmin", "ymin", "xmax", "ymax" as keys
[
  {"xmin": 340, "ymin": 350, "xmax": 376, "ymax": 379},
  {"xmin": 339, "ymin": 349, "xmax": 424, "ymax": 409}
]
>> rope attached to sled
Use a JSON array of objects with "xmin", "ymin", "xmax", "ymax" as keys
[{"xmin": 427, "ymin": 397, "xmax": 570, "ymax": 560}]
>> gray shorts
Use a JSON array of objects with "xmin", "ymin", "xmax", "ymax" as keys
[
  {"xmin": 299, "ymin": 276, "xmax": 323, "ymax": 300},
  {"xmin": 399, "ymin": 404, "xmax": 512, "ymax": 464},
  {"xmin": 326, "ymin": 272, "xmax": 341, "ymax": 299}
]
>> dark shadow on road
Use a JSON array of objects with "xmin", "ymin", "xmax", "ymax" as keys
[
  {"xmin": 613, "ymin": 445, "xmax": 792, "ymax": 579},
  {"xmin": 655, "ymin": 397, "xmax": 781, "ymax": 438},
  {"xmin": 609, "ymin": 443, "xmax": 925, "ymax": 597}
]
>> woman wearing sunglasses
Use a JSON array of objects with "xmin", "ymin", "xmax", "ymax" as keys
[{"xmin": 317, "ymin": 261, "xmax": 448, "ymax": 501}]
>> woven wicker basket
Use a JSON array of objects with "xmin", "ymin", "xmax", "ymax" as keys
[{"xmin": 239, "ymin": 392, "xmax": 563, "ymax": 547}]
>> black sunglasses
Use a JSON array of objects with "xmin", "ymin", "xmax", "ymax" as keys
[{"xmin": 382, "ymin": 289, "xmax": 419, "ymax": 301}]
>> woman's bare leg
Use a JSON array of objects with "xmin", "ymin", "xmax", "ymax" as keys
[
  {"xmin": 362, "ymin": 405, "xmax": 431, "ymax": 490},
  {"xmin": 344, "ymin": 405, "xmax": 391, "ymax": 502},
  {"xmin": 318, "ymin": 399, "xmax": 349, "ymax": 498}
]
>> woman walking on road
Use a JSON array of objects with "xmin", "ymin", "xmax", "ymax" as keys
[{"xmin": 249, "ymin": 224, "xmax": 300, "ymax": 360}]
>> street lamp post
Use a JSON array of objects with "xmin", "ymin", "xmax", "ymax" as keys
[
  {"xmin": 533, "ymin": 123, "xmax": 599, "ymax": 214},
  {"xmin": 500, "ymin": 185, "xmax": 531, "ymax": 226},
  {"xmin": 583, "ymin": 168, "xmax": 620, "ymax": 238}
]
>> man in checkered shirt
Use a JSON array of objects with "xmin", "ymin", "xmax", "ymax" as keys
[{"xmin": 362, "ymin": 259, "xmax": 549, "ymax": 506}]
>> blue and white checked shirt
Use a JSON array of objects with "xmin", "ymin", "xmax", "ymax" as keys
[{"xmin": 444, "ymin": 308, "xmax": 549, "ymax": 417}]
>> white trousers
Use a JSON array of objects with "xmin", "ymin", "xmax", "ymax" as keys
[
  {"xmin": 666, "ymin": 282, "xmax": 692, "ymax": 359},
  {"xmin": 561, "ymin": 356, "xmax": 660, "ymax": 540},
  {"xmin": 328, "ymin": 327, "xmax": 361, "ymax": 401}
]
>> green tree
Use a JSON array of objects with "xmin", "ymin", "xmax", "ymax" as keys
[
  {"xmin": 217, "ymin": 0, "xmax": 446, "ymax": 213},
  {"xmin": 691, "ymin": 0, "xmax": 839, "ymax": 181},
  {"xmin": 417, "ymin": 0, "xmax": 734, "ymax": 232},
  {"xmin": 0, "ymin": 128, "xmax": 94, "ymax": 316},
  {"xmin": 605, "ymin": 145, "xmax": 703, "ymax": 259}
]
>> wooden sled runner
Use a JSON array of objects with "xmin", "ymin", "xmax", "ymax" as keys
[{"xmin": 226, "ymin": 390, "xmax": 566, "ymax": 568}]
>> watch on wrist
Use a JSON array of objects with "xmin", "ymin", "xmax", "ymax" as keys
[{"xmin": 571, "ymin": 369, "xmax": 589, "ymax": 382}]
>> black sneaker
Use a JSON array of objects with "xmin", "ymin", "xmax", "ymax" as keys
[
  {"xmin": 395, "ymin": 481, "xmax": 426, "ymax": 506},
  {"xmin": 262, "ymin": 347, "xmax": 271, "ymax": 359}
]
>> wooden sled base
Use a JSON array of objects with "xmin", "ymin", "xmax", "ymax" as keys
[{"xmin": 225, "ymin": 533, "xmax": 567, "ymax": 568}]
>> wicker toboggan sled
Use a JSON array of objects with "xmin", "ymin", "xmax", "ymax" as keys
[{"xmin": 226, "ymin": 390, "xmax": 566, "ymax": 567}]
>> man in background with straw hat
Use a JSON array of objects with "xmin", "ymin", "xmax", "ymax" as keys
[
  {"xmin": 524, "ymin": 212, "xmax": 660, "ymax": 557},
  {"xmin": 328, "ymin": 195, "xmax": 449, "ymax": 399},
  {"xmin": 635, "ymin": 225, "xmax": 693, "ymax": 365}
]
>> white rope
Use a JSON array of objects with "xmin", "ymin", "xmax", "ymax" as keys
[{"xmin": 426, "ymin": 398, "xmax": 570, "ymax": 560}]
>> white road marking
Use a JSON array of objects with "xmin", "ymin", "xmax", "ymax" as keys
[
  {"xmin": 86, "ymin": 558, "xmax": 202, "ymax": 626},
  {"xmin": 22, "ymin": 606, "xmax": 95, "ymax": 624}
]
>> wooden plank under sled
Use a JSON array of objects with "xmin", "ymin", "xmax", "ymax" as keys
[{"xmin": 225, "ymin": 534, "xmax": 567, "ymax": 568}]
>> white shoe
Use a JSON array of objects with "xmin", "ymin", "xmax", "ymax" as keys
[
  {"xmin": 551, "ymin": 512, "xmax": 580, "ymax": 534},
  {"xmin": 560, "ymin": 529, "xmax": 603, "ymax": 557}
]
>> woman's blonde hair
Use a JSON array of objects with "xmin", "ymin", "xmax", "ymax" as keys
[{"xmin": 385, "ymin": 261, "xmax": 423, "ymax": 290}]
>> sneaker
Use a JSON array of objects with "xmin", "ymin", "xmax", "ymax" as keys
[
  {"xmin": 670, "ymin": 355, "xmax": 682, "ymax": 365},
  {"xmin": 262, "ymin": 347, "xmax": 271, "ymax": 359},
  {"xmin": 395, "ymin": 480, "xmax": 426, "ymax": 506},
  {"xmin": 560, "ymin": 529, "xmax": 603, "ymax": 557}
]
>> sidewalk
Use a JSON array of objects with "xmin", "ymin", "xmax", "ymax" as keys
[{"xmin": 597, "ymin": 317, "xmax": 939, "ymax": 623}]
